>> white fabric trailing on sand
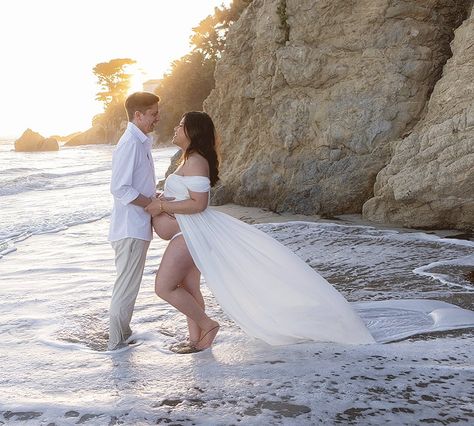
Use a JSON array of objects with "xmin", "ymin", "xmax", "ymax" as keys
[
  {"xmin": 164, "ymin": 174, "xmax": 474, "ymax": 345},
  {"xmin": 353, "ymin": 299, "xmax": 474, "ymax": 343}
]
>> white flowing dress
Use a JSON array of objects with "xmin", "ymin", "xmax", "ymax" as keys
[{"xmin": 164, "ymin": 174, "xmax": 474, "ymax": 345}]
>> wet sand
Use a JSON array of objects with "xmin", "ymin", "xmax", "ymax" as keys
[{"xmin": 212, "ymin": 203, "xmax": 471, "ymax": 240}]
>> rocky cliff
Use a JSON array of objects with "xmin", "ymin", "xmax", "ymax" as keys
[
  {"xmin": 363, "ymin": 4, "xmax": 474, "ymax": 230},
  {"xmin": 204, "ymin": 0, "xmax": 473, "ymax": 230}
]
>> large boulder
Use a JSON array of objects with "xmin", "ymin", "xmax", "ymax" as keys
[
  {"xmin": 14, "ymin": 129, "xmax": 59, "ymax": 152},
  {"xmin": 204, "ymin": 0, "xmax": 469, "ymax": 217},
  {"xmin": 363, "ymin": 5, "xmax": 474, "ymax": 231}
]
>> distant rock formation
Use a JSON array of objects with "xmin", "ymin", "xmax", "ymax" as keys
[
  {"xmin": 65, "ymin": 111, "xmax": 127, "ymax": 147},
  {"xmin": 363, "ymin": 5, "xmax": 474, "ymax": 230},
  {"xmin": 204, "ymin": 0, "xmax": 473, "ymax": 230},
  {"xmin": 14, "ymin": 129, "xmax": 59, "ymax": 152},
  {"xmin": 65, "ymin": 126, "xmax": 107, "ymax": 147},
  {"xmin": 50, "ymin": 132, "xmax": 82, "ymax": 142}
]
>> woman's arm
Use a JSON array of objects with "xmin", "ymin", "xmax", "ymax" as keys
[
  {"xmin": 145, "ymin": 154, "xmax": 210, "ymax": 216},
  {"xmin": 147, "ymin": 190, "xmax": 208, "ymax": 216}
]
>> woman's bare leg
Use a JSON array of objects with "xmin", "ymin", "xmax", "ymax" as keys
[
  {"xmin": 155, "ymin": 236, "xmax": 218, "ymax": 341},
  {"xmin": 180, "ymin": 265, "xmax": 204, "ymax": 344}
]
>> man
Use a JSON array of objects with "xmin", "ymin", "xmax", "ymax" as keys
[{"xmin": 107, "ymin": 91, "xmax": 160, "ymax": 350}]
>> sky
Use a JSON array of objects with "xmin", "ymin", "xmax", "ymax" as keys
[{"xmin": 0, "ymin": 0, "xmax": 231, "ymax": 138}]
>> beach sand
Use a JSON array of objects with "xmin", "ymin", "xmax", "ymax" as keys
[{"xmin": 213, "ymin": 203, "xmax": 472, "ymax": 240}]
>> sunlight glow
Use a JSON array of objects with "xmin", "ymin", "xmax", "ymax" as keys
[
  {"xmin": 127, "ymin": 67, "xmax": 148, "ymax": 97},
  {"xmin": 0, "ymin": 0, "xmax": 231, "ymax": 138}
]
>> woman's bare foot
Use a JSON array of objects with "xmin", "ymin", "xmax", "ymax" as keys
[
  {"xmin": 170, "ymin": 341, "xmax": 202, "ymax": 354},
  {"xmin": 195, "ymin": 321, "xmax": 220, "ymax": 350}
]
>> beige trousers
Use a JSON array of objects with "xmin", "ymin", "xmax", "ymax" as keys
[{"xmin": 108, "ymin": 238, "xmax": 150, "ymax": 350}]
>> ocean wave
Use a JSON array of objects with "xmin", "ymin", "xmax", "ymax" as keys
[
  {"xmin": 0, "ymin": 246, "xmax": 17, "ymax": 257},
  {"xmin": 0, "ymin": 166, "xmax": 110, "ymax": 196},
  {"xmin": 1, "ymin": 166, "xmax": 40, "ymax": 174},
  {"xmin": 0, "ymin": 210, "xmax": 110, "ymax": 258},
  {"xmin": 414, "ymin": 255, "xmax": 474, "ymax": 290}
]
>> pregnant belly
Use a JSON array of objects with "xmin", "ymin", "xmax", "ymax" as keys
[{"xmin": 152, "ymin": 213, "xmax": 180, "ymax": 240}]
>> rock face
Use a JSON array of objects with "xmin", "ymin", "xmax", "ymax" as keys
[
  {"xmin": 65, "ymin": 126, "xmax": 107, "ymax": 146},
  {"xmin": 204, "ymin": 0, "xmax": 470, "ymax": 224},
  {"xmin": 363, "ymin": 5, "xmax": 474, "ymax": 230},
  {"xmin": 65, "ymin": 113, "xmax": 127, "ymax": 147},
  {"xmin": 14, "ymin": 129, "xmax": 59, "ymax": 152}
]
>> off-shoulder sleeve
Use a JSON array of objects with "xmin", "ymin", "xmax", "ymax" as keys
[{"xmin": 183, "ymin": 176, "xmax": 211, "ymax": 192}]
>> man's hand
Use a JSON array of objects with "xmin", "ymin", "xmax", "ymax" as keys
[
  {"xmin": 145, "ymin": 199, "xmax": 163, "ymax": 216},
  {"xmin": 131, "ymin": 194, "xmax": 154, "ymax": 208}
]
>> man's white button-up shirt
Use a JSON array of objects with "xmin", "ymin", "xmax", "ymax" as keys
[{"xmin": 108, "ymin": 122, "xmax": 156, "ymax": 242}]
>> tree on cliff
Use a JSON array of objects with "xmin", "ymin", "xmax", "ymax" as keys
[
  {"xmin": 155, "ymin": 0, "xmax": 252, "ymax": 143},
  {"xmin": 93, "ymin": 58, "xmax": 136, "ymax": 110},
  {"xmin": 90, "ymin": 58, "xmax": 136, "ymax": 144},
  {"xmin": 191, "ymin": 0, "xmax": 252, "ymax": 60}
]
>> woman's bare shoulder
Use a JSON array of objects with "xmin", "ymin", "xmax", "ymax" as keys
[{"xmin": 183, "ymin": 153, "xmax": 209, "ymax": 176}]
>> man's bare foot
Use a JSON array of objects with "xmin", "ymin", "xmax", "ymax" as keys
[{"xmin": 195, "ymin": 321, "xmax": 220, "ymax": 350}]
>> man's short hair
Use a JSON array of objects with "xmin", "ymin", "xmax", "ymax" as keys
[{"xmin": 125, "ymin": 92, "xmax": 160, "ymax": 121}]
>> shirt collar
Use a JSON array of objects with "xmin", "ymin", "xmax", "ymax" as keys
[{"xmin": 127, "ymin": 122, "xmax": 150, "ymax": 144}]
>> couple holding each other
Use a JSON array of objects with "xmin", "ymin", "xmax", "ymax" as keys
[
  {"xmin": 108, "ymin": 91, "xmax": 220, "ymax": 352},
  {"xmin": 107, "ymin": 91, "xmax": 376, "ymax": 352}
]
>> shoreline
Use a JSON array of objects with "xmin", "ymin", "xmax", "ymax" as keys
[{"xmin": 211, "ymin": 203, "xmax": 472, "ymax": 241}]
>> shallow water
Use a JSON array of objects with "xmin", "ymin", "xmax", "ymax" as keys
[
  {"xmin": 264, "ymin": 222, "xmax": 474, "ymax": 303},
  {"xmin": 1, "ymin": 141, "xmax": 473, "ymax": 425}
]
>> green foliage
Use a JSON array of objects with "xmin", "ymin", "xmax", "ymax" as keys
[
  {"xmin": 92, "ymin": 58, "xmax": 135, "ymax": 136},
  {"xmin": 93, "ymin": 58, "xmax": 136, "ymax": 110},
  {"xmin": 155, "ymin": 0, "xmax": 253, "ymax": 143},
  {"xmin": 157, "ymin": 51, "xmax": 216, "ymax": 143},
  {"xmin": 190, "ymin": 0, "xmax": 252, "ymax": 60},
  {"xmin": 277, "ymin": 0, "xmax": 290, "ymax": 43}
]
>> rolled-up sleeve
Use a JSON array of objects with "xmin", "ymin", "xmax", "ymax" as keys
[{"xmin": 110, "ymin": 140, "xmax": 140, "ymax": 206}]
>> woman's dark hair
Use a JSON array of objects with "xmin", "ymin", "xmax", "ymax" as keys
[
  {"xmin": 182, "ymin": 111, "xmax": 220, "ymax": 186},
  {"xmin": 125, "ymin": 92, "xmax": 160, "ymax": 121}
]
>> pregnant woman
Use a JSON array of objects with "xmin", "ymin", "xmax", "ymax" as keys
[
  {"xmin": 149, "ymin": 112, "xmax": 221, "ymax": 352},
  {"xmin": 147, "ymin": 111, "xmax": 474, "ymax": 353},
  {"xmin": 147, "ymin": 111, "xmax": 374, "ymax": 352}
]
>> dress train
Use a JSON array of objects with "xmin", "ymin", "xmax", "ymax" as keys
[{"xmin": 164, "ymin": 174, "xmax": 474, "ymax": 345}]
